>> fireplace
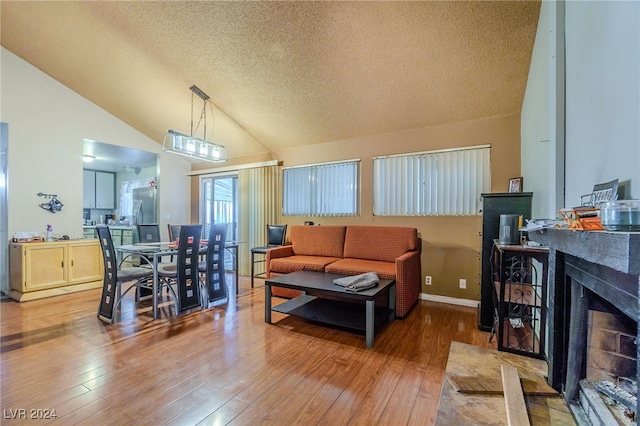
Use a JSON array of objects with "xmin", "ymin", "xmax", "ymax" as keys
[{"xmin": 532, "ymin": 229, "xmax": 640, "ymax": 424}]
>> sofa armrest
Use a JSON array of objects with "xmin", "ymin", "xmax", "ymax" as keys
[
  {"xmin": 267, "ymin": 245, "xmax": 293, "ymax": 259},
  {"xmin": 394, "ymin": 250, "xmax": 422, "ymax": 318},
  {"xmin": 266, "ymin": 245, "xmax": 294, "ymax": 278}
]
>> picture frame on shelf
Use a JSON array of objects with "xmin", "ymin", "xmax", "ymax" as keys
[{"xmin": 509, "ymin": 177, "xmax": 523, "ymax": 193}]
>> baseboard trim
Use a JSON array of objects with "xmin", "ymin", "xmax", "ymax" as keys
[{"xmin": 420, "ymin": 293, "xmax": 479, "ymax": 308}]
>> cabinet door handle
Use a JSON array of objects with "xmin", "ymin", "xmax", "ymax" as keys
[
  {"xmin": 71, "ymin": 260, "xmax": 74, "ymax": 267},
  {"xmin": 61, "ymin": 260, "xmax": 64, "ymax": 268}
]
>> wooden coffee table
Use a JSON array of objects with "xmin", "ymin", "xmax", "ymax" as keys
[{"xmin": 265, "ymin": 270, "xmax": 396, "ymax": 348}]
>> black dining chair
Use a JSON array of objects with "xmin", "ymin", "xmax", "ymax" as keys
[
  {"xmin": 156, "ymin": 224, "xmax": 203, "ymax": 315},
  {"xmin": 137, "ymin": 223, "xmax": 161, "ymax": 244},
  {"xmin": 136, "ymin": 223, "xmax": 162, "ymax": 296},
  {"xmin": 96, "ymin": 225, "xmax": 154, "ymax": 323},
  {"xmin": 167, "ymin": 224, "xmax": 181, "ymax": 242},
  {"xmin": 199, "ymin": 223, "xmax": 228, "ymax": 306},
  {"xmin": 250, "ymin": 224, "xmax": 287, "ymax": 288}
]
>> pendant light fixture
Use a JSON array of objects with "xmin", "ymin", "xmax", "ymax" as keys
[{"xmin": 163, "ymin": 85, "xmax": 229, "ymax": 163}]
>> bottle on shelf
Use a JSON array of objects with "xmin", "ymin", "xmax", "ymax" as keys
[{"xmin": 46, "ymin": 224, "xmax": 53, "ymax": 242}]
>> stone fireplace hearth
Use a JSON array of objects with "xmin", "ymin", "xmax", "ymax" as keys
[{"xmin": 531, "ymin": 229, "xmax": 640, "ymax": 424}]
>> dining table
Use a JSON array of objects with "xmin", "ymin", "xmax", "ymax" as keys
[{"xmin": 116, "ymin": 240, "xmax": 242, "ymax": 319}]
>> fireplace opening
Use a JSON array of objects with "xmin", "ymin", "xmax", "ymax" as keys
[
  {"xmin": 587, "ymin": 296, "xmax": 636, "ymax": 395},
  {"xmin": 564, "ymin": 275, "xmax": 638, "ymax": 425}
]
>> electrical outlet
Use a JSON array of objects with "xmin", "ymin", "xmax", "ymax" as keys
[
  {"xmin": 459, "ymin": 278, "xmax": 467, "ymax": 289},
  {"xmin": 425, "ymin": 276, "xmax": 432, "ymax": 285}
]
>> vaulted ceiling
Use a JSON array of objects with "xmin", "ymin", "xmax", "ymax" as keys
[{"xmin": 1, "ymin": 1, "xmax": 540, "ymax": 163}]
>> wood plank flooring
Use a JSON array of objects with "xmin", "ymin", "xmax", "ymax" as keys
[{"xmin": 0, "ymin": 276, "xmax": 496, "ymax": 425}]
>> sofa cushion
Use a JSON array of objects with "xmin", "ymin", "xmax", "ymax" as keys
[
  {"xmin": 289, "ymin": 225, "xmax": 346, "ymax": 258},
  {"xmin": 343, "ymin": 226, "xmax": 418, "ymax": 262},
  {"xmin": 325, "ymin": 258, "xmax": 396, "ymax": 280},
  {"xmin": 270, "ymin": 255, "xmax": 342, "ymax": 274}
]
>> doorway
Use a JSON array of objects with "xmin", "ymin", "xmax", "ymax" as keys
[{"xmin": 200, "ymin": 174, "xmax": 238, "ymax": 268}]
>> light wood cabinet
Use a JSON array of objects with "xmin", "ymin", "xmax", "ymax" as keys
[
  {"xmin": 67, "ymin": 240, "xmax": 103, "ymax": 285},
  {"xmin": 23, "ymin": 243, "xmax": 67, "ymax": 290},
  {"xmin": 9, "ymin": 240, "xmax": 103, "ymax": 302}
]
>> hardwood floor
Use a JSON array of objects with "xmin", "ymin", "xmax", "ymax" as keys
[{"xmin": 0, "ymin": 276, "xmax": 496, "ymax": 425}]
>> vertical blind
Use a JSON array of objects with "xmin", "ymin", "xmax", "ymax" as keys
[
  {"xmin": 373, "ymin": 146, "xmax": 490, "ymax": 216},
  {"xmin": 283, "ymin": 160, "xmax": 359, "ymax": 216},
  {"xmin": 237, "ymin": 165, "xmax": 280, "ymax": 276}
]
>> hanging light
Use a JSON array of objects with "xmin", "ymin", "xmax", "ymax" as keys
[{"xmin": 163, "ymin": 85, "xmax": 229, "ymax": 163}]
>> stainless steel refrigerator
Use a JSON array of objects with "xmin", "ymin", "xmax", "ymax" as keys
[{"xmin": 132, "ymin": 187, "xmax": 158, "ymax": 225}]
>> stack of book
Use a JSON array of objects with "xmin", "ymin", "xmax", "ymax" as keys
[{"xmin": 558, "ymin": 207, "xmax": 603, "ymax": 231}]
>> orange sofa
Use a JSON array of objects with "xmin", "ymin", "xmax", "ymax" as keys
[{"xmin": 266, "ymin": 225, "xmax": 422, "ymax": 318}]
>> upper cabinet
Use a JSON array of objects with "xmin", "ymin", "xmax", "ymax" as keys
[
  {"xmin": 83, "ymin": 170, "xmax": 96, "ymax": 208},
  {"xmin": 95, "ymin": 171, "xmax": 115, "ymax": 209},
  {"xmin": 83, "ymin": 170, "xmax": 115, "ymax": 209}
]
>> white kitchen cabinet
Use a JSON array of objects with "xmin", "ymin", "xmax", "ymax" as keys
[
  {"xmin": 95, "ymin": 171, "xmax": 115, "ymax": 209},
  {"xmin": 83, "ymin": 228, "xmax": 96, "ymax": 239},
  {"xmin": 83, "ymin": 170, "xmax": 96, "ymax": 208},
  {"xmin": 122, "ymin": 229, "xmax": 133, "ymax": 245},
  {"xmin": 83, "ymin": 170, "xmax": 115, "ymax": 209}
]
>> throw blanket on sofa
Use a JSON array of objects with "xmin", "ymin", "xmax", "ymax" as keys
[{"xmin": 333, "ymin": 272, "xmax": 379, "ymax": 292}]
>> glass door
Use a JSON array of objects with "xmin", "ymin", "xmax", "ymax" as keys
[{"xmin": 201, "ymin": 174, "xmax": 238, "ymax": 268}]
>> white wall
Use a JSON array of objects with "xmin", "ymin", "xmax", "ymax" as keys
[
  {"xmin": 522, "ymin": 1, "xmax": 553, "ymax": 218},
  {"xmin": 1, "ymin": 48, "xmax": 192, "ymax": 289},
  {"xmin": 565, "ymin": 1, "xmax": 639, "ymax": 204},
  {"xmin": 522, "ymin": 1, "xmax": 639, "ymax": 216}
]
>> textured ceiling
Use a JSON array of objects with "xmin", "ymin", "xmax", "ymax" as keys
[{"xmin": 1, "ymin": 1, "xmax": 540, "ymax": 163}]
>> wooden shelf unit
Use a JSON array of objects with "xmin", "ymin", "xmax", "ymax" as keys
[{"xmin": 492, "ymin": 240, "xmax": 548, "ymax": 359}]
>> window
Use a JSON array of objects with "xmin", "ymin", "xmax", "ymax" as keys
[
  {"xmin": 283, "ymin": 160, "xmax": 359, "ymax": 216},
  {"xmin": 373, "ymin": 145, "xmax": 490, "ymax": 216}
]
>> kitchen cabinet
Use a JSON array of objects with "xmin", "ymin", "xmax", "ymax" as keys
[
  {"xmin": 95, "ymin": 171, "xmax": 115, "ymax": 208},
  {"xmin": 83, "ymin": 170, "xmax": 115, "ymax": 209},
  {"xmin": 9, "ymin": 240, "xmax": 103, "ymax": 302},
  {"xmin": 122, "ymin": 229, "xmax": 133, "ymax": 245},
  {"xmin": 85, "ymin": 227, "xmax": 133, "ymax": 247},
  {"xmin": 83, "ymin": 170, "xmax": 96, "ymax": 208}
]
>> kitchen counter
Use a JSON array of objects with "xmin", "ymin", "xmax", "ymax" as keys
[
  {"xmin": 83, "ymin": 226, "xmax": 134, "ymax": 246},
  {"xmin": 83, "ymin": 225, "xmax": 133, "ymax": 230}
]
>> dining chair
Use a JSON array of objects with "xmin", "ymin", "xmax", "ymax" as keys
[
  {"xmin": 136, "ymin": 223, "xmax": 162, "ymax": 296},
  {"xmin": 156, "ymin": 224, "xmax": 203, "ymax": 315},
  {"xmin": 199, "ymin": 223, "xmax": 228, "ymax": 306},
  {"xmin": 250, "ymin": 224, "xmax": 287, "ymax": 288},
  {"xmin": 96, "ymin": 225, "xmax": 154, "ymax": 323},
  {"xmin": 137, "ymin": 223, "xmax": 161, "ymax": 244},
  {"xmin": 167, "ymin": 224, "xmax": 181, "ymax": 242}
]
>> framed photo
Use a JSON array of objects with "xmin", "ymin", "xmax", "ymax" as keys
[{"xmin": 509, "ymin": 177, "xmax": 523, "ymax": 193}]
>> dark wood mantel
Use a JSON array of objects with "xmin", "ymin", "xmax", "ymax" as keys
[
  {"xmin": 530, "ymin": 228, "xmax": 640, "ymax": 275},
  {"xmin": 529, "ymin": 228, "xmax": 640, "ymax": 398}
]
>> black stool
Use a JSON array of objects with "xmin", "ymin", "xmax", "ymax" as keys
[{"xmin": 250, "ymin": 224, "xmax": 287, "ymax": 288}]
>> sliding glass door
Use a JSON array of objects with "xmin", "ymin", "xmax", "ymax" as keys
[{"xmin": 200, "ymin": 174, "xmax": 238, "ymax": 268}]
